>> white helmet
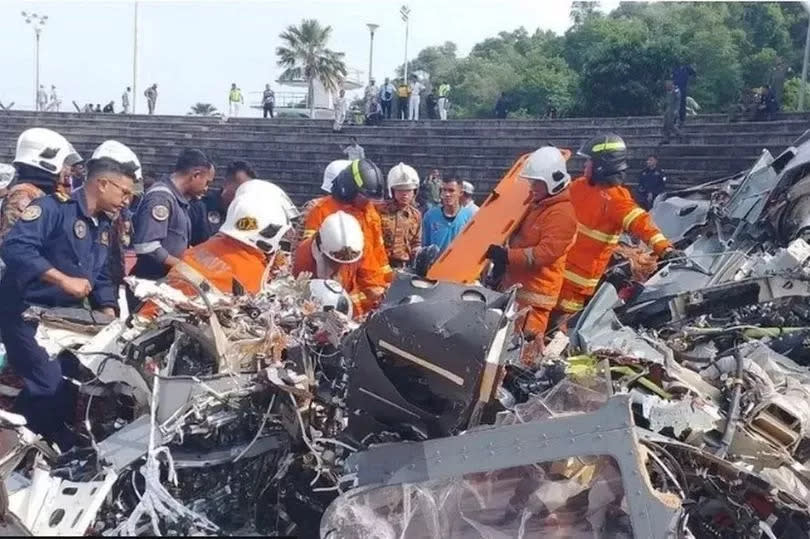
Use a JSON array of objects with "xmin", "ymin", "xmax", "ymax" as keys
[
  {"xmin": 247, "ymin": 179, "xmax": 301, "ymax": 221},
  {"xmin": 519, "ymin": 146, "xmax": 571, "ymax": 195},
  {"xmin": 461, "ymin": 181, "xmax": 475, "ymax": 195},
  {"xmin": 322, "ymin": 159, "xmax": 351, "ymax": 193},
  {"xmin": 306, "ymin": 279, "xmax": 353, "ymax": 318},
  {"xmin": 387, "ymin": 162, "xmax": 420, "ymax": 194},
  {"xmin": 316, "ymin": 211, "xmax": 364, "ymax": 264},
  {"xmin": 90, "ymin": 140, "xmax": 142, "ymax": 180},
  {"xmin": 219, "ymin": 179, "xmax": 292, "ymax": 253},
  {"xmin": 13, "ymin": 128, "xmax": 72, "ymax": 175}
]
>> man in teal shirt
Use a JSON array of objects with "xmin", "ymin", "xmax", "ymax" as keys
[{"xmin": 422, "ymin": 177, "xmax": 474, "ymax": 253}]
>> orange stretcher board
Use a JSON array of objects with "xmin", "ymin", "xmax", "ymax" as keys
[{"xmin": 426, "ymin": 149, "xmax": 571, "ymax": 284}]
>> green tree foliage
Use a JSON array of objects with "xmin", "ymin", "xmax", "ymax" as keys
[
  {"xmin": 396, "ymin": 2, "xmax": 808, "ymax": 118},
  {"xmin": 188, "ymin": 103, "xmax": 220, "ymax": 116}
]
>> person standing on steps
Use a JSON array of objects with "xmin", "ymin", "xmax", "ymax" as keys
[
  {"xmin": 333, "ymin": 89, "xmax": 347, "ymax": 132},
  {"xmin": 662, "ymin": 80, "xmax": 683, "ymax": 145},
  {"xmin": 379, "ymin": 77, "xmax": 395, "ymax": 119},
  {"xmin": 145, "ymin": 83, "xmax": 158, "ymax": 115},
  {"xmin": 262, "ymin": 84, "xmax": 275, "ymax": 119},
  {"xmin": 408, "ymin": 75, "xmax": 424, "ymax": 121},
  {"xmin": 122, "ymin": 86, "xmax": 131, "ymax": 114},
  {"xmin": 672, "ymin": 63, "xmax": 696, "ymax": 127},
  {"xmin": 397, "ymin": 79, "xmax": 410, "ymax": 119},
  {"xmin": 228, "ymin": 83, "xmax": 244, "ymax": 117},
  {"xmin": 437, "ymin": 81, "xmax": 450, "ymax": 121},
  {"xmin": 37, "ymin": 85, "xmax": 48, "ymax": 112}
]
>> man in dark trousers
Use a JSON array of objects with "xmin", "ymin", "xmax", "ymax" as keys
[
  {"xmin": 634, "ymin": 155, "xmax": 667, "ymax": 210},
  {"xmin": 672, "ymin": 63, "xmax": 696, "ymax": 127},
  {"xmin": 495, "ymin": 92, "xmax": 509, "ymax": 119}
]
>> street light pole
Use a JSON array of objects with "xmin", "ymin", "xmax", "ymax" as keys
[
  {"xmin": 401, "ymin": 6, "xmax": 410, "ymax": 82},
  {"xmin": 367, "ymin": 23, "xmax": 379, "ymax": 83},
  {"xmin": 133, "ymin": 1, "xmax": 139, "ymax": 114},
  {"xmin": 21, "ymin": 11, "xmax": 48, "ymax": 111}
]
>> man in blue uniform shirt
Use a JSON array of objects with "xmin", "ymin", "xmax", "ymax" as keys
[
  {"xmin": 0, "ymin": 139, "xmax": 141, "ymax": 449},
  {"xmin": 131, "ymin": 148, "xmax": 214, "ymax": 279},
  {"xmin": 422, "ymin": 177, "xmax": 474, "ymax": 254},
  {"xmin": 188, "ymin": 159, "xmax": 255, "ymax": 246}
]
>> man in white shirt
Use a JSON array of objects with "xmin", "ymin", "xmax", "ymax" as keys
[
  {"xmin": 379, "ymin": 77, "xmax": 396, "ymax": 119},
  {"xmin": 122, "ymin": 87, "xmax": 131, "ymax": 114},
  {"xmin": 461, "ymin": 181, "xmax": 479, "ymax": 213},
  {"xmin": 343, "ymin": 137, "xmax": 365, "ymax": 160},
  {"xmin": 408, "ymin": 77, "xmax": 424, "ymax": 121}
]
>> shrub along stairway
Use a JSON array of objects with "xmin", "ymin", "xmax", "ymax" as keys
[{"xmin": 1, "ymin": 110, "xmax": 809, "ymax": 204}]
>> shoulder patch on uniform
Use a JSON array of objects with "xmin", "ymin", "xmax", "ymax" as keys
[
  {"xmin": 152, "ymin": 204, "xmax": 170, "ymax": 221},
  {"xmin": 235, "ymin": 216, "xmax": 258, "ymax": 231},
  {"xmin": 74, "ymin": 220, "xmax": 87, "ymax": 239},
  {"xmin": 100, "ymin": 230, "xmax": 110, "ymax": 246},
  {"xmin": 20, "ymin": 205, "xmax": 42, "ymax": 222},
  {"xmin": 54, "ymin": 192, "xmax": 70, "ymax": 202},
  {"xmin": 207, "ymin": 211, "xmax": 222, "ymax": 225}
]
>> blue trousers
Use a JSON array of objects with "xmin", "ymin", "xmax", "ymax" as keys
[{"xmin": 0, "ymin": 316, "xmax": 75, "ymax": 449}]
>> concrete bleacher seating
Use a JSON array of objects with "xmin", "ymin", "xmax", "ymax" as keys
[{"xmin": 1, "ymin": 110, "xmax": 808, "ymax": 204}]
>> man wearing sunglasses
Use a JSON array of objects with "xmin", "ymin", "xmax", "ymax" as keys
[
  {"xmin": 131, "ymin": 148, "xmax": 214, "ymax": 281},
  {"xmin": 0, "ymin": 140, "xmax": 141, "ymax": 450}
]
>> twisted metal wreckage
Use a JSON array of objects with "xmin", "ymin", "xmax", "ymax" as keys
[{"xmin": 6, "ymin": 134, "xmax": 810, "ymax": 538}]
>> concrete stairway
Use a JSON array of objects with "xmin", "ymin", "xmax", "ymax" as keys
[{"xmin": 1, "ymin": 111, "xmax": 808, "ymax": 204}]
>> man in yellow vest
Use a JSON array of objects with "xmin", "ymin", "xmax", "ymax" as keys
[
  {"xmin": 437, "ymin": 82, "xmax": 451, "ymax": 120},
  {"xmin": 228, "ymin": 83, "xmax": 244, "ymax": 117}
]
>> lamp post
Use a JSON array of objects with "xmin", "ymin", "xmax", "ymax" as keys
[
  {"xmin": 21, "ymin": 11, "xmax": 48, "ymax": 111},
  {"xmin": 400, "ymin": 6, "xmax": 410, "ymax": 82},
  {"xmin": 367, "ymin": 23, "xmax": 379, "ymax": 83}
]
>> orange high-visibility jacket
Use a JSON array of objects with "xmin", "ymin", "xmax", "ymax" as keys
[
  {"xmin": 139, "ymin": 234, "xmax": 273, "ymax": 318},
  {"xmin": 560, "ymin": 176, "xmax": 672, "ymax": 312},
  {"xmin": 501, "ymin": 189, "xmax": 578, "ymax": 336},
  {"xmin": 301, "ymin": 196, "xmax": 392, "ymax": 291},
  {"xmin": 292, "ymin": 236, "xmax": 368, "ymax": 317}
]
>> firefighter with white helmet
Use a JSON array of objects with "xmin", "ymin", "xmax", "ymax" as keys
[
  {"xmin": 293, "ymin": 210, "xmax": 372, "ymax": 317},
  {"xmin": 0, "ymin": 128, "xmax": 78, "ymax": 246},
  {"xmin": 484, "ymin": 146, "xmax": 578, "ymax": 362},
  {"xmin": 377, "ymin": 162, "xmax": 422, "ymax": 268},
  {"xmin": 156, "ymin": 179, "xmax": 293, "ymax": 304},
  {"xmin": 0, "ymin": 138, "xmax": 141, "ymax": 449}
]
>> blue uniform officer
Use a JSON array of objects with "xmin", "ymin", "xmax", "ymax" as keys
[
  {"xmin": 0, "ymin": 140, "xmax": 141, "ymax": 449},
  {"xmin": 188, "ymin": 159, "xmax": 256, "ymax": 246},
  {"xmin": 131, "ymin": 149, "xmax": 214, "ymax": 279}
]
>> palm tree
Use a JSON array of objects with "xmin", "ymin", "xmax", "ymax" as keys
[
  {"xmin": 276, "ymin": 19, "xmax": 348, "ymax": 117},
  {"xmin": 188, "ymin": 103, "xmax": 219, "ymax": 116}
]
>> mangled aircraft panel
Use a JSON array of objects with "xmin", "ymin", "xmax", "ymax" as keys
[{"xmin": 329, "ymin": 396, "xmax": 680, "ymax": 539}]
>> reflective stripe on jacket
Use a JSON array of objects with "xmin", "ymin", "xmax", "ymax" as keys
[{"xmin": 563, "ymin": 176, "xmax": 671, "ymax": 297}]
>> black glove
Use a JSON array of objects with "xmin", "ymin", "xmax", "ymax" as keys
[
  {"xmin": 658, "ymin": 248, "xmax": 685, "ymax": 262},
  {"xmin": 485, "ymin": 244, "xmax": 508, "ymax": 267},
  {"xmin": 410, "ymin": 245, "xmax": 441, "ymax": 277}
]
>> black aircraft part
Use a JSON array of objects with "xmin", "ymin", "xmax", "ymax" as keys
[{"xmin": 344, "ymin": 279, "xmax": 508, "ymax": 440}]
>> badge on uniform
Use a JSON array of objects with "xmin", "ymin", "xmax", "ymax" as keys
[
  {"xmin": 152, "ymin": 205, "xmax": 170, "ymax": 222},
  {"xmin": 235, "ymin": 217, "xmax": 258, "ymax": 231},
  {"xmin": 207, "ymin": 211, "xmax": 221, "ymax": 225},
  {"xmin": 20, "ymin": 205, "xmax": 42, "ymax": 222},
  {"xmin": 74, "ymin": 220, "xmax": 87, "ymax": 239},
  {"xmin": 100, "ymin": 230, "xmax": 110, "ymax": 246}
]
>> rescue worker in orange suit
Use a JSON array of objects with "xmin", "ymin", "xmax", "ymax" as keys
[
  {"xmin": 138, "ymin": 180, "xmax": 293, "ymax": 318},
  {"xmin": 293, "ymin": 211, "xmax": 371, "ymax": 317},
  {"xmin": 484, "ymin": 147, "xmax": 578, "ymax": 360},
  {"xmin": 555, "ymin": 134, "xmax": 681, "ymax": 320},
  {"xmin": 377, "ymin": 162, "xmax": 422, "ymax": 268},
  {"xmin": 301, "ymin": 159, "xmax": 391, "ymax": 305}
]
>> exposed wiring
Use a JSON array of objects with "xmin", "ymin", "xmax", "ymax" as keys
[{"xmin": 233, "ymin": 394, "xmax": 276, "ymax": 463}]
